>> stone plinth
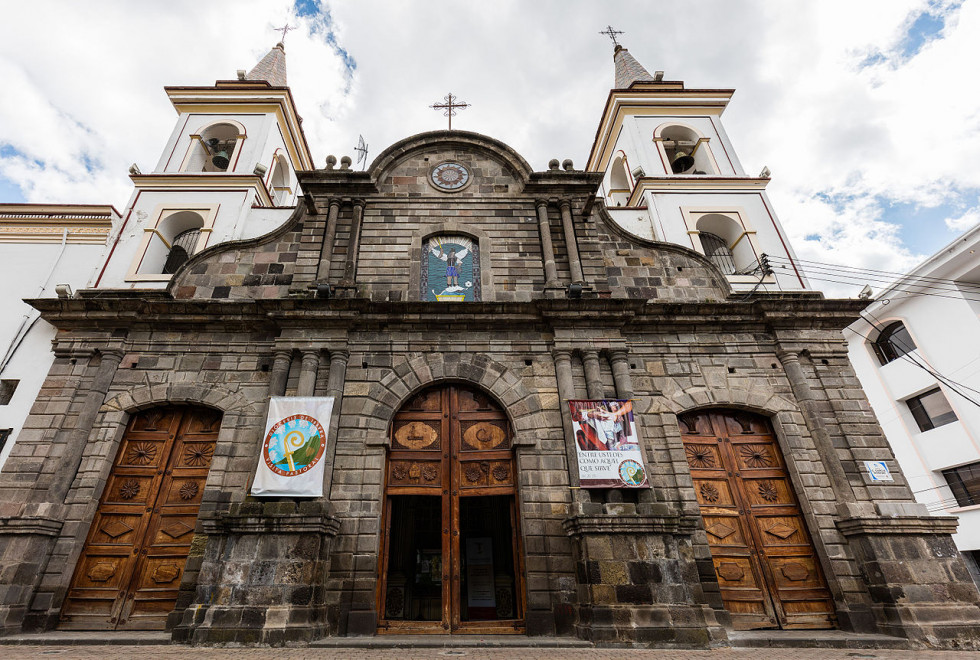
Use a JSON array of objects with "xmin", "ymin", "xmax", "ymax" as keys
[
  {"xmin": 172, "ymin": 500, "xmax": 339, "ymax": 646},
  {"xmin": 837, "ymin": 515, "xmax": 980, "ymax": 650},
  {"xmin": 0, "ymin": 504, "xmax": 65, "ymax": 635},
  {"xmin": 563, "ymin": 507, "xmax": 726, "ymax": 647}
]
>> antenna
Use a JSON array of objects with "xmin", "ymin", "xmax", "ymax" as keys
[{"xmin": 355, "ymin": 135, "xmax": 369, "ymax": 170}]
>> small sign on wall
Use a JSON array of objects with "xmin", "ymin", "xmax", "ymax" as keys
[{"xmin": 864, "ymin": 460, "xmax": 894, "ymax": 482}]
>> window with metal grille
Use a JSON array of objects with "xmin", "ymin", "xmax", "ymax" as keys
[
  {"xmin": 162, "ymin": 228, "xmax": 201, "ymax": 274},
  {"xmin": 872, "ymin": 321, "xmax": 916, "ymax": 365},
  {"xmin": 907, "ymin": 387, "xmax": 957, "ymax": 432},
  {"xmin": 0, "ymin": 380, "xmax": 18, "ymax": 405},
  {"xmin": 699, "ymin": 231, "xmax": 735, "ymax": 275},
  {"xmin": 943, "ymin": 462, "xmax": 980, "ymax": 508}
]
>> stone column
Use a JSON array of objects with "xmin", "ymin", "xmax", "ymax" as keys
[
  {"xmin": 609, "ymin": 350, "xmax": 633, "ymax": 399},
  {"xmin": 172, "ymin": 501, "xmax": 340, "ymax": 645},
  {"xmin": 340, "ymin": 199, "xmax": 365, "ymax": 285},
  {"xmin": 323, "ymin": 349, "xmax": 349, "ymax": 495},
  {"xmin": 564, "ymin": 514, "xmax": 725, "ymax": 646},
  {"xmin": 558, "ymin": 199, "xmax": 584, "ymax": 284},
  {"xmin": 296, "ymin": 350, "xmax": 320, "ymax": 397},
  {"xmin": 776, "ymin": 349, "xmax": 856, "ymax": 504},
  {"xmin": 553, "ymin": 349, "xmax": 581, "ymax": 489},
  {"xmin": 581, "ymin": 350, "xmax": 603, "ymax": 400},
  {"xmin": 47, "ymin": 347, "xmax": 125, "ymax": 502},
  {"xmin": 535, "ymin": 200, "xmax": 559, "ymax": 287},
  {"xmin": 268, "ymin": 350, "xmax": 292, "ymax": 397},
  {"xmin": 0, "ymin": 345, "xmax": 122, "ymax": 634},
  {"xmin": 317, "ymin": 198, "xmax": 342, "ymax": 281},
  {"xmin": 836, "ymin": 516, "xmax": 980, "ymax": 649}
]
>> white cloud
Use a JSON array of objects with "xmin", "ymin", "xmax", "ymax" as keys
[
  {"xmin": 1, "ymin": 0, "xmax": 978, "ymax": 298},
  {"xmin": 946, "ymin": 207, "xmax": 980, "ymax": 232}
]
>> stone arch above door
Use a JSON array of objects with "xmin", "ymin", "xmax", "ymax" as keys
[{"xmin": 360, "ymin": 353, "xmax": 545, "ymax": 449}]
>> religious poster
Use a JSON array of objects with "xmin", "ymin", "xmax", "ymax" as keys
[
  {"xmin": 250, "ymin": 396, "xmax": 334, "ymax": 497},
  {"xmin": 568, "ymin": 399, "xmax": 649, "ymax": 488},
  {"xmin": 421, "ymin": 234, "xmax": 480, "ymax": 302}
]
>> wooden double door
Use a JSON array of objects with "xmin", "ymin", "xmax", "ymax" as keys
[
  {"xmin": 679, "ymin": 410, "xmax": 835, "ymax": 630},
  {"xmin": 61, "ymin": 406, "xmax": 220, "ymax": 630},
  {"xmin": 377, "ymin": 385, "xmax": 525, "ymax": 633}
]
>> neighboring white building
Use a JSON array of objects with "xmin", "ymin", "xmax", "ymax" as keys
[
  {"xmin": 586, "ymin": 46, "xmax": 809, "ymax": 293},
  {"xmin": 846, "ymin": 223, "xmax": 980, "ymax": 577},
  {"xmin": 0, "ymin": 204, "xmax": 118, "ymax": 469}
]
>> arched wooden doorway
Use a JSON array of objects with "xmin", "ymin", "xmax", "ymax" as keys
[
  {"xmin": 61, "ymin": 406, "xmax": 220, "ymax": 630},
  {"xmin": 377, "ymin": 384, "xmax": 525, "ymax": 634},
  {"xmin": 679, "ymin": 409, "xmax": 835, "ymax": 630}
]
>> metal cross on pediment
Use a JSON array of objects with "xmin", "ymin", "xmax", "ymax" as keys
[
  {"xmin": 430, "ymin": 93, "xmax": 470, "ymax": 131},
  {"xmin": 599, "ymin": 25, "xmax": 624, "ymax": 46},
  {"xmin": 274, "ymin": 23, "xmax": 295, "ymax": 43}
]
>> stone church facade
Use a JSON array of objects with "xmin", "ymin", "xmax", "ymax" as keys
[{"xmin": 0, "ymin": 43, "xmax": 978, "ymax": 649}]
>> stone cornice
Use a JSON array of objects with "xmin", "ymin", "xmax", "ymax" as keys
[
  {"xmin": 28, "ymin": 294, "xmax": 868, "ymax": 334},
  {"xmin": 200, "ymin": 501, "xmax": 340, "ymax": 536},
  {"xmin": 0, "ymin": 515, "xmax": 65, "ymax": 537},
  {"xmin": 836, "ymin": 515, "xmax": 960, "ymax": 537},
  {"xmin": 563, "ymin": 513, "xmax": 701, "ymax": 537}
]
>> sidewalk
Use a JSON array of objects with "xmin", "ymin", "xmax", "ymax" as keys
[{"xmin": 0, "ymin": 646, "xmax": 976, "ymax": 660}]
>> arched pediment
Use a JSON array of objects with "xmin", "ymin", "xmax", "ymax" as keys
[{"xmin": 368, "ymin": 130, "xmax": 533, "ymax": 190}]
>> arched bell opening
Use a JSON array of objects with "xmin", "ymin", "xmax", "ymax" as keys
[
  {"xmin": 678, "ymin": 408, "xmax": 836, "ymax": 631},
  {"xmin": 376, "ymin": 384, "xmax": 526, "ymax": 634},
  {"xmin": 60, "ymin": 405, "xmax": 222, "ymax": 630}
]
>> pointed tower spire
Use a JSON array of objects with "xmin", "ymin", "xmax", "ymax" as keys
[
  {"xmin": 613, "ymin": 44, "xmax": 655, "ymax": 89},
  {"xmin": 246, "ymin": 42, "xmax": 287, "ymax": 87}
]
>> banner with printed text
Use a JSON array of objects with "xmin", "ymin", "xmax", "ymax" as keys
[
  {"xmin": 569, "ymin": 399, "xmax": 649, "ymax": 488},
  {"xmin": 250, "ymin": 397, "xmax": 334, "ymax": 497}
]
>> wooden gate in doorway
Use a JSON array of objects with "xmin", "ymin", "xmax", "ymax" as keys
[
  {"xmin": 679, "ymin": 409, "xmax": 835, "ymax": 630},
  {"xmin": 377, "ymin": 385, "xmax": 525, "ymax": 634},
  {"xmin": 61, "ymin": 406, "xmax": 220, "ymax": 630}
]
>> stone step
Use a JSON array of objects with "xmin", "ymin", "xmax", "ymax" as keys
[
  {"xmin": 728, "ymin": 630, "xmax": 910, "ymax": 650},
  {"xmin": 0, "ymin": 631, "xmax": 171, "ymax": 646},
  {"xmin": 310, "ymin": 634, "xmax": 593, "ymax": 648}
]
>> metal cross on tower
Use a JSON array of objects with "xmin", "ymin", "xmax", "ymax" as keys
[
  {"xmin": 599, "ymin": 25, "xmax": 624, "ymax": 46},
  {"xmin": 430, "ymin": 93, "xmax": 470, "ymax": 130},
  {"xmin": 274, "ymin": 23, "xmax": 295, "ymax": 43}
]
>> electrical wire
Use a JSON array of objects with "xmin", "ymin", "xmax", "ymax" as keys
[{"xmin": 767, "ymin": 255, "xmax": 980, "ymax": 291}]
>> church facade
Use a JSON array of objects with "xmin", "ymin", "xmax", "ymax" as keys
[{"xmin": 0, "ymin": 42, "xmax": 978, "ymax": 648}]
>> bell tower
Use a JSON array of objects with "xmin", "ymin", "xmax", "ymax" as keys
[
  {"xmin": 587, "ymin": 44, "xmax": 808, "ymax": 292},
  {"xmin": 95, "ymin": 42, "xmax": 314, "ymax": 289}
]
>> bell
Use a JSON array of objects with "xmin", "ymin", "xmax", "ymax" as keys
[
  {"xmin": 211, "ymin": 150, "xmax": 230, "ymax": 170},
  {"xmin": 671, "ymin": 151, "xmax": 695, "ymax": 174}
]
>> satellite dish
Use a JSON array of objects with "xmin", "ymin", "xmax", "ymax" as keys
[{"xmin": 354, "ymin": 135, "xmax": 369, "ymax": 170}]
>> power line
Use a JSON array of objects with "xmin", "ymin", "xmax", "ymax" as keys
[
  {"xmin": 766, "ymin": 259, "xmax": 980, "ymax": 301},
  {"xmin": 767, "ymin": 255, "xmax": 980, "ymax": 291}
]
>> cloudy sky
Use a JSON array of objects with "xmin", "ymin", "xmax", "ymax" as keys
[{"xmin": 1, "ymin": 0, "xmax": 976, "ymax": 296}]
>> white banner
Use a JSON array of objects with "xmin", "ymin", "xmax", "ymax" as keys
[
  {"xmin": 250, "ymin": 396, "xmax": 334, "ymax": 497},
  {"xmin": 569, "ymin": 399, "xmax": 649, "ymax": 489}
]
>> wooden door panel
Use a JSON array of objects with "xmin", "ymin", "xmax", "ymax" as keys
[
  {"xmin": 694, "ymin": 478, "xmax": 737, "ymax": 509},
  {"xmin": 62, "ymin": 406, "xmax": 218, "ymax": 630},
  {"xmin": 681, "ymin": 410, "xmax": 835, "ymax": 631}
]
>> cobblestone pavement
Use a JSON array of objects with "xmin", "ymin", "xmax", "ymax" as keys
[{"xmin": 2, "ymin": 648, "xmax": 979, "ymax": 660}]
